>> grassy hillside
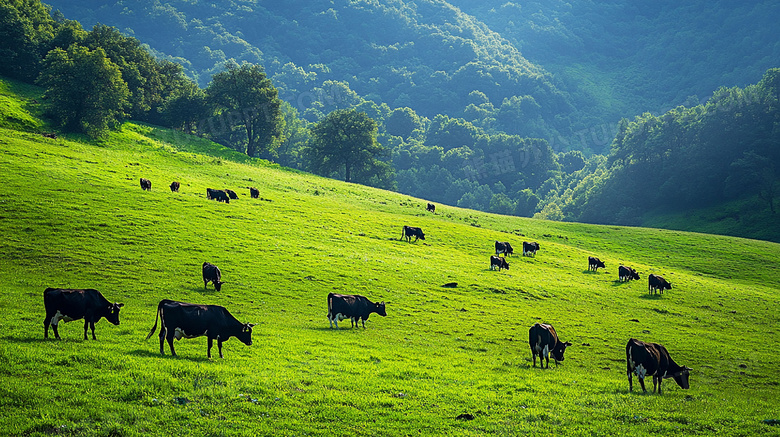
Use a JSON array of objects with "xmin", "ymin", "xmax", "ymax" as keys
[{"xmin": 1, "ymin": 80, "xmax": 779, "ymax": 436}]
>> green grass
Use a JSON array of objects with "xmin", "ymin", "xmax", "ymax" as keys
[{"xmin": 1, "ymin": 78, "xmax": 779, "ymax": 436}]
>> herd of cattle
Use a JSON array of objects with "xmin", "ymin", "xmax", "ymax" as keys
[
  {"xmin": 39, "ymin": 189, "xmax": 689, "ymax": 395},
  {"xmin": 139, "ymin": 177, "xmax": 261, "ymax": 203}
]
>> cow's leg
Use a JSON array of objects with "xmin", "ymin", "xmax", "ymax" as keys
[
  {"xmin": 159, "ymin": 329, "xmax": 166, "ymax": 355},
  {"xmin": 83, "ymin": 320, "xmax": 89, "ymax": 340},
  {"xmin": 204, "ymin": 280, "xmax": 208, "ymax": 290},
  {"xmin": 531, "ymin": 352, "xmax": 537, "ymax": 368},
  {"xmin": 361, "ymin": 318, "xmax": 366, "ymax": 329},
  {"xmin": 207, "ymin": 337, "xmax": 213, "ymax": 359},
  {"xmin": 43, "ymin": 315, "xmax": 51, "ymax": 339},
  {"xmin": 52, "ymin": 322, "xmax": 61, "ymax": 340},
  {"xmin": 627, "ymin": 361, "xmax": 634, "ymax": 391},
  {"xmin": 638, "ymin": 377, "xmax": 647, "ymax": 393},
  {"xmin": 89, "ymin": 321, "xmax": 97, "ymax": 340},
  {"xmin": 653, "ymin": 376, "xmax": 661, "ymax": 394},
  {"xmin": 166, "ymin": 333, "xmax": 177, "ymax": 357},
  {"xmin": 217, "ymin": 339, "xmax": 224, "ymax": 358}
]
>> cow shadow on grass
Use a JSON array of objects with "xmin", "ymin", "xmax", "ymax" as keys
[
  {"xmin": 1, "ymin": 335, "xmax": 53, "ymax": 344},
  {"xmin": 127, "ymin": 348, "xmax": 212, "ymax": 362},
  {"xmin": 638, "ymin": 293, "xmax": 666, "ymax": 300},
  {"xmin": 582, "ymin": 269, "xmax": 606, "ymax": 275}
]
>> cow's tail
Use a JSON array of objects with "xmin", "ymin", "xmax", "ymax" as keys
[
  {"xmin": 327, "ymin": 293, "xmax": 333, "ymax": 318},
  {"xmin": 145, "ymin": 301, "xmax": 163, "ymax": 340}
]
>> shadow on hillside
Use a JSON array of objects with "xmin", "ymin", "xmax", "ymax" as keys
[
  {"xmin": 611, "ymin": 280, "xmax": 632, "ymax": 287},
  {"xmin": 582, "ymin": 269, "xmax": 607, "ymax": 275}
]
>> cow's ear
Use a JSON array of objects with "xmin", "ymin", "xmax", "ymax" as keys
[
  {"xmin": 247, "ymin": 323, "xmax": 256, "ymax": 328},
  {"xmin": 116, "ymin": 303, "xmax": 124, "ymax": 308}
]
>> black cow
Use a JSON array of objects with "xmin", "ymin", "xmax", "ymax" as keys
[
  {"xmin": 426, "ymin": 203, "xmax": 436, "ymax": 213},
  {"xmin": 170, "ymin": 181, "xmax": 180, "ymax": 192},
  {"xmin": 648, "ymin": 274, "xmax": 672, "ymax": 294},
  {"xmin": 206, "ymin": 188, "xmax": 230, "ymax": 203},
  {"xmin": 619, "ymin": 265, "xmax": 641, "ymax": 282},
  {"xmin": 250, "ymin": 187, "xmax": 259, "ymax": 199},
  {"xmin": 43, "ymin": 288, "xmax": 124, "ymax": 340},
  {"xmin": 146, "ymin": 299, "xmax": 254, "ymax": 358},
  {"xmin": 202, "ymin": 262, "xmax": 224, "ymax": 291},
  {"xmin": 495, "ymin": 241, "xmax": 514, "ymax": 257},
  {"xmin": 224, "ymin": 189, "xmax": 238, "ymax": 199},
  {"xmin": 626, "ymin": 338, "xmax": 691, "ymax": 394},
  {"xmin": 401, "ymin": 225, "xmax": 426, "ymax": 242},
  {"xmin": 140, "ymin": 178, "xmax": 152, "ymax": 191},
  {"xmin": 327, "ymin": 293, "xmax": 387, "ymax": 329},
  {"xmin": 489, "ymin": 255, "xmax": 510, "ymax": 271},
  {"xmin": 529, "ymin": 323, "xmax": 572, "ymax": 368},
  {"xmin": 523, "ymin": 241, "xmax": 540, "ymax": 257},
  {"xmin": 588, "ymin": 256, "xmax": 606, "ymax": 272}
]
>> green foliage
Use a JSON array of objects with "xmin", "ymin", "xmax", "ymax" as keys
[
  {"xmin": 160, "ymin": 79, "xmax": 210, "ymax": 134},
  {"xmin": 307, "ymin": 109, "xmax": 394, "ymax": 189},
  {"xmin": 0, "ymin": 0, "xmax": 54, "ymax": 81},
  {"xmin": 37, "ymin": 44, "xmax": 129, "ymax": 137},
  {"xmin": 206, "ymin": 61, "xmax": 284, "ymax": 157}
]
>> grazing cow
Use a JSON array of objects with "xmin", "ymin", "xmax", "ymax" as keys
[
  {"xmin": 202, "ymin": 262, "xmax": 224, "ymax": 291},
  {"xmin": 619, "ymin": 265, "xmax": 641, "ymax": 282},
  {"xmin": 426, "ymin": 203, "xmax": 436, "ymax": 213},
  {"xmin": 140, "ymin": 178, "xmax": 152, "ymax": 191},
  {"xmin": 489, "ymin": 255, "xmax": 510, "ymax": 271},
  {"xmin": 648, "ymin": 274, "xmax": 672, "ymax": 294},
  {"xmin": 495, "ymin": 241, "xmax": 514, "ymax": 257},
  {"xmin": 327, "ymin": 293, "xmax": 387, "ymax": 329},
  {"xmin": 626, "ymin": 338, "xmax": 691, "ymax": 394},
  {"xmin": 250, "ymin": 187, "xmax": 259, "ymax": 199},
  {"xmin": 206, "ymin": 188, "xmax": 230, "ymax": 203},
  {"xmin": 529, "ymin": 323, "xmax": 572, "ymax": 368},
  {"xmin": 170, "ymin": 181, "xmax": 180, "ymax": 192},
  {"xmin": 401, "ymin": 225, "xmax": 426, "ymax": 242},
  {"xmin": 43, "ymin": 288, "xmax": 124, "ymax": 340},
  {"xmin": 146, "ymin": 299, "xmax": 254, "ymax": 358},
  {"xmin": 588, "ymin": 256, "xmax": 606, "ymax": 272},
  {"xmin": 224, "ymin": 189, "xmax": 238, "ymax": 199},
  {"xmin": 523, "ymin": 241, "xmax": 540, "ymax": 257}
]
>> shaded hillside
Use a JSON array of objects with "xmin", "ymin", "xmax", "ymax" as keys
[
  {"xmin": 449, "ymin": 0, "xmax": 780, "ymax": 128},
  {"xmin": 44, "ymin": 0, "xmax": 571, "ymax": 138}
]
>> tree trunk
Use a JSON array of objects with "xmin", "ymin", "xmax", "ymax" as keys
[{"xmin": 345, "ymin": 163, "xmax": 352, "ymax": 182}]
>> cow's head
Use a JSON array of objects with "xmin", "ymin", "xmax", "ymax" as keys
[
  {"xmin": 418, "ymin": 232, "xmax": 426, "ymax": 240},
  {"xmin": 105, "ymin": 302, "xmax": 124, "ymax": 325},
  {"xmin": 214, "ymin": 281, "xmax": 225, "ymax": 292},
  {"xmin": 237, "ymin": 323, "xmax": 255, "ymax": 346},
  {"xmin": 375, "ymin": 301, "xmax": 387, "ymax": 317},
  {"xmin": 672, "ymin": 366, "xmax": 691, "ymax": 389},
  {"xmin": 632, "ymin": 269, "xmax": 641, "ymax": 280},
  {"xmin": 501, "ymin": 259, "xmax": 510, "ymax": 270},
  {"xmin": 551, "ymin": 341, "xmax": 572, "ymax": 362}
]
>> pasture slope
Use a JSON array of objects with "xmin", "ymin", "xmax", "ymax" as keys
[{"xmin": 1, "ymin": 78, "xmax": 779, "ymax": 436}]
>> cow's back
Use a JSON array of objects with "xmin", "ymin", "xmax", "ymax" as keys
[{"xmin": 529, "ymin": 323, "xmax": 557, "ymax": 348}]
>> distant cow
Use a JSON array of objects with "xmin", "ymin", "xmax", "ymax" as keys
[
  {"xmin": 495, "ymin": 241, "xmax": 514, "ymax": 257},
  {"xmin": 202, "ymin": 262, "xmax": 224, "ymax": 291},
  {"xmin": 489, "ymin": 255, "xmax": 510, "ymax": 271},
  {"xmin": 170, "ymin": 181, "xmax": 180, "ymax": 192},
  {"xmin": 588, "ymin": 256, "xmax": 606, "ymax": 272},
  {"xmin": 43, "ymin": 288, "xmax": 124, "ymax": 340},
  {"xmin": 626, "ymin": 338, "xmax": 691, "ymax": 394},
  {"xmin": 146, "ymin": 299, "xmax": 254, "ymax": 358},
  {"xmin": 224, "ymin": 189, "xmax": 238, "ymax": 199},
  {"xmin": 619, "ymin": 265, "xmax": 641, "ymax": 282},
  {"xmin": 140, "ymin": 178, "xmax": 152, "ymax": 191},
  {"xmin": 426, "ymin": 203, "xmax": 436, "ymax": 213},
  {"xmin": 523, "ymin": 241, "xmax": 540, "ymax": 257},
  {"xmin": 648, "ymin": 274, "xmax": 672, "ymax": 294},
  {"xmin": 529, "ymin": 323, "xmax": 572, "ymax": 368},
  {"xmin": 206, "ymin": 188, "xmax": 230, "ymax": 203},
  {"xmin": 327, "ymin": 293, "xmax": 387, "ymax": 329},
  {"xmin": 250, "ymin": 187, "xmax": 259, "ymax": 199},
  {"xmin": 401, "ymin": 225, "xmax": 425, "ymax": 242}
]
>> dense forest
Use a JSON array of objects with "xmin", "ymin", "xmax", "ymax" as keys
[{"xmin": 3, "ymin": 0, "xmax": 779, "ymax": 241}]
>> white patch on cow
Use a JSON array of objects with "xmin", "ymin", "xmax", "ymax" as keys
[
  {"xmin": 542, "ymin": 343, "xmax": 550, "ymax": 359},
  {"xmin": 634, "ymin": 363, "xmax": 647, "ymax": 379},
  {"xmin": 174, "ymin": 327, "xmax": 202, "ymax": 340},
  {"xmin": 50, "ymin": 310, "xmax": 75, "ymax": 326}
]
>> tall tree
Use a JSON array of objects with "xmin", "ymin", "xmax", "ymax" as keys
[
  {"xmin": 0, "ymin": 0, "xmax": 55, "ymax": 81},
  {"xmin": 206, "ymin": 61, "xmax": 284, "ymax": 157},
  {"xmin": 37, "ymin": 45, "xmax": 129, "ymax": 137},
  {"xmin": 307, "ymin": 109, "xmax": 390, "ymax": 184}
]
